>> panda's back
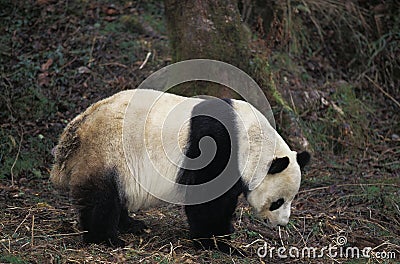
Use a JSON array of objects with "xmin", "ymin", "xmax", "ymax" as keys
[
  {"xmin": 51, "ymin": 89, "xmax": 205, "ymax": 210},
  {"xmin": 120, "ymin": 90, "xmax": 204, "ymax": 209}
]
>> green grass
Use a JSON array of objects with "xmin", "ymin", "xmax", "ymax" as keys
[
  {"xmin": 0, "ymin": 255, "xmax": 28, "ymax": 264},
  {"xmin": 0, "ymin": 123, "xmax": 49, "ymax": 180},
  {"xmin": 118, "ymin": 40, "xmax": 143, "ymax": 64},
  {"xmin": 302, "ymin": 83, "xmax": 372, "ymax": 155},
  {"xmin": 0, "ymin": 0, "xmax": 166, "ymax": 181}
]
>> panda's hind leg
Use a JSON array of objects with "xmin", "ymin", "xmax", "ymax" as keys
[
  {"xmin": 71, "ymin": 169, "xmax": 125, "ymax": 247},
  {"xmin": 118, "ymin": 208, "xmax": 147, "ymax": 234}
]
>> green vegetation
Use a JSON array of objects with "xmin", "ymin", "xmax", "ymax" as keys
[
  {"xmin": 0, "ymin": 255, "xmax": 28, "ymax": 264},
  {"xmin": 0, "ymin": 0, "xmax": 163, "ymax": 180},
  {"xmin": 302, "ymin": 83, "xmax": 372, "ymax": 154},
  {"xmin": 0, "ymin": 0, "xmax": 398, "ymax": 263}
]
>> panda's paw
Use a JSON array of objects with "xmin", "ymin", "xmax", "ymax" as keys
[
  {"xmin": 193, "ymin": 238, "xmax": 246, "ymax": 256},
  {"xmin": 106, "ymin": 237, "xmax": 126, "ymax": 248},
  {"xmin": 83, "ymin": 233, "xmax": 126, "ymax": 248},
  {"xmin": 119, "ymin": 218, "xmax": 147, "ymax": 234},
  {"xmin": 214, "ymin": 241, "xmax": 246, "ymax": 256}
]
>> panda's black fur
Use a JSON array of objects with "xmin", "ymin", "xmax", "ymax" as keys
[
  {"xmin": 51, "ymin": 89, "xmax": 309, "ymax": 253},
  {"xmin": 178, "ymin": 98, "xmax": 247, "ymax": 251},
  {"xmin": 71, "ymin": 168, "xmax": 147, "ymax": 247}
]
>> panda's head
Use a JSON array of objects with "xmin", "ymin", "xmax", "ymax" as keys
[{"xmin": 246, "ymin": 151, "xmax": 310, "ymax": 227}]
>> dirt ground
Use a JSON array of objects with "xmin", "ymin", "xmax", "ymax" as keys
[{"xmin": 0, "ymin": 1, "xmax": 399, "ymax": 263}]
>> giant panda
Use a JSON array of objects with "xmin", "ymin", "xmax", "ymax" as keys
[{"xmin": 50, "ymin": 89, "xmax": 310, "ymax": 253}]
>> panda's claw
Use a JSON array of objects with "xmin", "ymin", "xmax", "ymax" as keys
[
  {"xmin": 106, "ymin": 237, "xmax": 126, "ymax": 248},
  {"xmin": 193, "ymin": 238, "xmax": 246, "ymax": 256},
  {"xmin": 119, "ymin": 218, "xmax": 147, "ymax": 234},
  {"xmin": 118, "ymin": 208, "xmax": 148, "ymax": 234}
]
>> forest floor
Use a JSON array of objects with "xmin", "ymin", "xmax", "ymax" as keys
[{"xmin": 0, "ymin": 1, "xmax": 399, "ymax": 263}]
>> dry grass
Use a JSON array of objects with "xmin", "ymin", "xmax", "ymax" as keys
[
  {"xmin": 1, "ymin": 157, "xmax": 399, "ymax": 263},
  {"xmin": 1, "ymin": 0, "xmax": 399, "ymax": 263},
  {"xmin": 273, "ymin": 0, "xmax": 399, "ymax": 94}
]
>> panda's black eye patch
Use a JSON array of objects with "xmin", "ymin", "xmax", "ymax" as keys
[{"xmin": 269, "ymin": 198, "xmax": 285, "ymax": 211}]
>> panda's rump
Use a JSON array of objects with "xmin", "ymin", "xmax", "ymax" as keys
[{"xmin": 50, "ymin": 91, "xmax": 132, "ymax": 190}]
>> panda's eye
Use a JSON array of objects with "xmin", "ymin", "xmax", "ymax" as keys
[{"xmin": 269, "ymin": 198, "xmax": 285, "ymax": 211}]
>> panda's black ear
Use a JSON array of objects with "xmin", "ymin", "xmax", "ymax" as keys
[
  {"xmin": 297, "ymin": 151, "xmax": 311, "ymax": 169},
  {"xmin": 268, "ymin": 157, "xmax": 289, "ymax": 174}
]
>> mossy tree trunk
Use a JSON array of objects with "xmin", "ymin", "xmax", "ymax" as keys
[
  {"xmin": 164, "ymin": 0, "xmax": 250, "ymax": 98},
  {"xmin": 164, "ymin": 0, "xmax": 310, "ymax": 150}
]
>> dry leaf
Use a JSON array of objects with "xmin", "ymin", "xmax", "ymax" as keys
[
  {"xmin": 38, "ymin": 72, "xmax": 50, "ymax": 86},
  {"xmin": 41, "ymin": 58, "xmax": 53, "ymax": 71},
  {"xmin": 321, "ymin": 97, "xmax": 329, "ymax": 106},
  {"xmin": 78, "ymin": 66, "xmax": 91, "ymax": 74},
  {"xmin": 105, "ymin": 7, "xmax": 119, "ymax": 15},
  {"xmin": 36, "ymin": 0, "xmax": 50, "ymax": 5},
  {"xmin": 104, "ymin": 16, "xmax": 117, "ymax": 22}
]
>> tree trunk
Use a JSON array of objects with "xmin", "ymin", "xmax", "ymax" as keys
[
  {"xmin": 164, "ymin": 0, "xmax": 250, "ymax": 98},
  {"xmin": 163, "ymin": 0, "xmax": 310, "ymax": 150}
]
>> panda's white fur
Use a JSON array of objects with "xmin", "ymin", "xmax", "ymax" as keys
[
  {"xmin": 231, "ymin": 98, "xmax": 304, "ymax": 226},
  {"xmin": 246, "ymin": 149, "xmax": 302, "ymax": 226},
  {"xmin": 117, "ymin": 89, "xmax": 204, "ymax": 210},
  {"xmin": 50, "ymin": 89, "xmax": 309, "ymax": 251}
]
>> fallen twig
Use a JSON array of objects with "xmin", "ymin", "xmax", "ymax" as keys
[
  {"xmin": 13, "ymin": 212, "xmax": 31, "ymax": 237},
  {"xmin": 139, "ymin": 52, "xmax": 152, "ymax": 70},
  {"xmin": 0, "ymin": 231, "xmax": 87, "ymax": 244},
  {"xmin": 298, "ymin": 183, "xmax": 400, "ymax": 194},
  {"xmin": 100, "ymin": 62, "xmax": 128, "ymax": 68},
  {"xmin": 10, "ymin": 129, "xmax": 23, "ymax": 186},
  {"xmin": 365, "ymin": 75, "xmax": 400, "ymax": 108}
]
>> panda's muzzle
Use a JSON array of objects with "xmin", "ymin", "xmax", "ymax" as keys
[{"xmin": 263, "ymin": 218, "xmax": 289, "ymax": 227}]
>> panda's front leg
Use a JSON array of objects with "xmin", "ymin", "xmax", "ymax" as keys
[{"xmin": 184, "ymin": 193, "xmax": 239, "ymax": 254}]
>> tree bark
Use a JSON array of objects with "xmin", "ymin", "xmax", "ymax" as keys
[
  {"xmin": 164, "ymin": 0, "xmax": 310, "ymax": 150},
  {"xmin": 164, "ymin": 0, "xmax": 250, "ymax": 98}
]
